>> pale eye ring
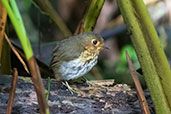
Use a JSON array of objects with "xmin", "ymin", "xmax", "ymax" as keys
[{"xmin": 92, "ymin": 39, "xmax": 99, "ymax": 45}]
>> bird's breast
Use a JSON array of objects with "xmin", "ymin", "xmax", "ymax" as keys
[{"xmin": 59, "ymin": 52, "xmax": 98, "ymax": 80}]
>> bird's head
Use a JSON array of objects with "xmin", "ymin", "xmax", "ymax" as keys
[{"xmin": 78, "ymin": 32, "xmax": 105, "ymax": 54}]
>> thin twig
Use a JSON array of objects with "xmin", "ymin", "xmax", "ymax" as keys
[
  {"xmin": 6, "ymin": 68, "xmax": 18, "ymax": 114},
  {"xmin": 4, "ymin": 33, "xmax": 30, "ymax": 74},
  {"xmin": 126, "ymin": 51, "xmax": 150, "ymax": 114}
]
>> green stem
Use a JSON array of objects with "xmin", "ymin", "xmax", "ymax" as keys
[
  {"xmin": 84, "ymin": 0, "xmax": 105, "ymax": 32},
  {"xmin": 10, "ymin": 0, "xmax": 25, "ymax": 34},
  {"xmin": 117, "ymin": 0, "xmax": 171, "ymax": 113},
  {"xmin": 1, "ymin": 0, "xmax": 33, "ymax": 60},
  {"xmin": 132, "ymin": 0, "xmax": 171, "ymax": 108}
]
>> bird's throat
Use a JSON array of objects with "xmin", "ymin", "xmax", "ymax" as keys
[{"xmin": 80, "ymin": 50, "xmax": 99, "ymax": 64}]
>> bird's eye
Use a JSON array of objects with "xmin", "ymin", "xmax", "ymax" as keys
[{"xmin": 92, "ymin": 39, "xmax": 98, "ymax": 45}]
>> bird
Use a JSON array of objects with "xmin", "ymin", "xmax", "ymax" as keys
[{"xmin": 50, "ymin": 32, "xmax": 105, "ymax": 93}]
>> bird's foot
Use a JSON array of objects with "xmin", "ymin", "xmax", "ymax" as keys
[
  {"xmin": 85, "ymin": 80, "xmax": 94, "ymax": 86},
  {"xmin": 62, "ymin": 81, "xmax": 77, "ymax": 94},
  {"xmin": 82, "ymin": 77, "xmax": 94, "ymax": 86}
]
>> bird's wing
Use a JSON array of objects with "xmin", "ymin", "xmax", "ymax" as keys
[{"xmin": 50, "ymin": 40, "xmax": 83, "ymax": 68}]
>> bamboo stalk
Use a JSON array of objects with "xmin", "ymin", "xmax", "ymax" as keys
[
  {"xmin": 117, "ymin": 0, "xmax": 171, "ymax": 113},
  {"xmin": 132, "ymin": 0, "xmax": 171, "ymax": 108}
]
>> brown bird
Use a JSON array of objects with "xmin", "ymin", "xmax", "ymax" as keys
[{"xmin": 50, "ymin": 32, "xmax": 105, "ymax": 93}]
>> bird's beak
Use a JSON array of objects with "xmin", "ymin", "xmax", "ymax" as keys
[
  {"xmin": 104, "ymin": 46, "xmax": 110, "ymax": 50},
  {"xmin": 103, "ymin": 45, "xmax": 110, "ymax": 50}
]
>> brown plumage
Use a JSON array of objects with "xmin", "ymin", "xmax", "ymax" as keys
[{"xmin": 50, "ymin": 32, "xmax": 104, "ymax": 80}]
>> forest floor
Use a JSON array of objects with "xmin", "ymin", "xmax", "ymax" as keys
[{"xmin": 0, "ymin": 75, "xmax": 154, "ymax": 114}]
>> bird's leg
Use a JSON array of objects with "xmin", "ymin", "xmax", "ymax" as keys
[
  {"xmin": 62, "ymin": 81, "xmax": 77, "ymax": 94},
  {"xmin": 82, "ymin": 76, "xmax": 94, "ymax": 86}
]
